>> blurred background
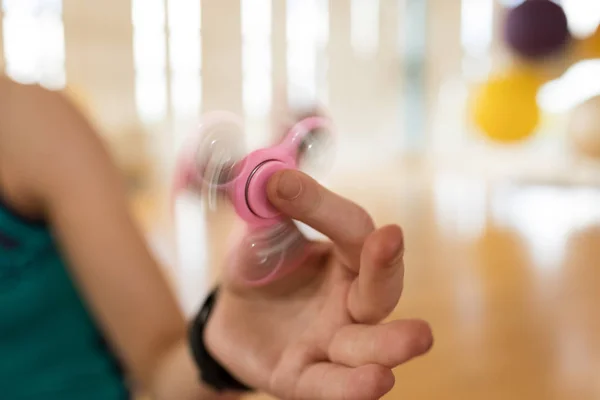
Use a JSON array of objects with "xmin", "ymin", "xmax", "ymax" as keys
[{"xmin": 2, "ymin": 0, "xmax": 600, "ymax": 398}]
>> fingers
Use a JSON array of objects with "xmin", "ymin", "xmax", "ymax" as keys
[
  {"xmin": 328, "ymin": 320, "xmax": 434, "ymax": 369},
  {"xmin": 348, "ymin": 225, "xmax": 405, "ymax": 323},
  {"xmin": 295, "ymin": 363, "xmax": 395, "ymax": 400},
  {"xmin": 271, "ymin": 342, "xmax": 394, "ymax": 400},
  {"xmin": 267, "ymin": 169, "xmax": 375, "ymax": 270}
]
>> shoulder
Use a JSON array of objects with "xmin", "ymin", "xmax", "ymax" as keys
[
  {"xmin": 0, "ymin": 76, "xmax": 68, "ymax": 123},
  {"xmin": 0, "ymin": 78, "xmax": 57, "ymax": 216},
  {"xmin": 0, "ymin": 77, "xmax": 113, "ymax": 219},
  {"xmin": 0, "ymin": 77, "xmax": 81, "ymax": 158},
  {"xmin": 0, "ymin": 76, "xmax": 98, "ymax": 144}
]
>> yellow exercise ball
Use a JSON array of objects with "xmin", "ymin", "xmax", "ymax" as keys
[
  {"xmin": 469, "ymin": 69, "xmax": 542, "ymax": 143},
  {"xmin": 568, "ymin": 95, "xmax": 600, "ymax": 160}
]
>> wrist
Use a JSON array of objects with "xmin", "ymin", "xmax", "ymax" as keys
[
  {"xmin": 149, "ymin": 338, "xmax": 239, "ymax": 400},
  {"xmin": 188, "ymin": 287, "xmax": 254, "ymax": 394}
]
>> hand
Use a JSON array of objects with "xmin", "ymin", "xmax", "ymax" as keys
[{"xmin": 205, "ymin": 170, "xmax": 433, "ymax": 400}]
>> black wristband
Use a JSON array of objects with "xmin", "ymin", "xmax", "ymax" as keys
[{"xmin": 189, "ymin": 286, "xmax": 254, "ymax": 393}]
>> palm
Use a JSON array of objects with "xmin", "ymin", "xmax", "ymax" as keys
[{"xmin": 205, "ymin": 171, "xmax": 433, "ymax": 400}]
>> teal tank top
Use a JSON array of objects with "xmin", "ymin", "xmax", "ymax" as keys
[{"xmin": 0, "ymin": 200, "xmax": 130, "ymax": 399}]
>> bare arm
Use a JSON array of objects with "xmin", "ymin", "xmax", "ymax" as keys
[{"xmin": 0, "ymin": 80, "xmax": 234, "ymax": 400}]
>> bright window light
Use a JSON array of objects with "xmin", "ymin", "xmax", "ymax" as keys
[
  {"xmin": 135, "ymin": 71, "xmax": 168, "ymax": 124},
  {"xmin": 461, "ymin": 0, "xmax": 493, "ymax": 59},
  {"xmin": 133, "ymin": 29, "xmax": 167, "ymax": 72},
  {"xmin": 171, "ymin": 72, "xmax": 201, "ymax": 118},
  {"xmin": 287, "ymin": 0, "xmax": 328, "ymax": 105},
  {"xmin": 168, "ymin": 0, "xmax": 202, "ymax": 119},
  {"xmin": 132, "ymin": 0, "xmax": 202, "ymax": 124},
  {"xmin": 538, "ymin": 60, "xmax": 600, "ymax": 113},
  {"xmin": 2, "ymin": 0, "xmax": 65, "ymax": 89},
  {"xmin": 562, "ymin": 0, "xmax": 600, "ymax": 38},
  {"xmin": 242, "ymin": 0, "xmax": 272, "ymax": 118},
  {"xmin": 132, "ymin": 0, "xmax": 167, "ymax": 124},
  {"xmin": 132, "ymin": 0, "xmax": 165, "ymax": 28},
  {"xmin": 241, "ymin": 0, "xmax": 271, "ymax": 39},
  {"xmin": 351, "ymin": 0, "xmax": 379, "ymax": 57}
]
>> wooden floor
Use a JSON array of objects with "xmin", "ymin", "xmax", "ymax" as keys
[{"xmin": 144, "ymin": 158, "xmax": 600, "ymax": 400}]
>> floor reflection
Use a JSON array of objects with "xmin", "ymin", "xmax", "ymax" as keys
[
  {"xmin": 491, "ymin": 183, "xmax": 600, "ymax": 276},
  {"xmin": 173, "ymin": 194, "xmax": 210, "ymax": 316},
  {"xmin": 432, "ymin": 172, "xmax": 488, "ymax": 241}
]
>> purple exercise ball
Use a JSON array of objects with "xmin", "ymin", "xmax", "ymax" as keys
[{"xmin": 504, "ymin": 0, "xmax": 571, "ymax": 60}]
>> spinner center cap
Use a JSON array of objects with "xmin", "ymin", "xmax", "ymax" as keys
[{"xmin": 245, "ymin": 160, "xmax": 287, "ymax": 219}]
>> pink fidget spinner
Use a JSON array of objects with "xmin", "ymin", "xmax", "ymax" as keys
[{"xmin": 172, "ymin": 110, "xmax": 335, "ymax": 284}]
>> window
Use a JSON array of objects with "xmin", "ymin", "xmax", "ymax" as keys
[
  {"xmin": 132, "ymin": 0, "xmax": 168, "ymax": 124},
  {"xmin": 2, "ymin": 0, "xmax": 65, "ymax": 89},
  {"xmin": 132, "ymin": 0, "xmax": 202, "ymax": 125},
  {"xmin": 316, "ymin": 0, "xmax": 329, "ymax": 102},
  {"xmin": 286, "ymin": 0, "xmax": 329, "ymax": 105},
  {"xmin": 461, "ymin": 0, "xmax": 493, "ymax": 59},
  {"xmin": 241, "ymin": 0, "xmax": 272, "ymax": 118},
  {"xmin": 562, "ymin": 0, "xmax": 600, "ymax": 38},
  {"xmin": 351, "ymin": 0, "xmax": 379, "ymax": 57},
  {"xmin": 168, "ymin": 0, "xmax": 202, "ymax": 120}
]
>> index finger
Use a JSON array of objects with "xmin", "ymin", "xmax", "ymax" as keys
[{"xmin": 267, "ymin": 170, "xmax": 375, "ymax": 270}]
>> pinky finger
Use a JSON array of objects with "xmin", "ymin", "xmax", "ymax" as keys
[
  {"xmin": 328, "ymin": 320, "xmax": 433, "ymax": 369},
  {"xmin": 294, "ymin": 363, "xmax": 395, "ymax": 400}
]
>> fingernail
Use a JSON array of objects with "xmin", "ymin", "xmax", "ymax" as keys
[
  {"xmin": 277, "ymin": 171, "xmax": 303, "ymax": 200},
  {"xmin": 390, "ymin": 240, "xmax": 405, "ymax": 265}
]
